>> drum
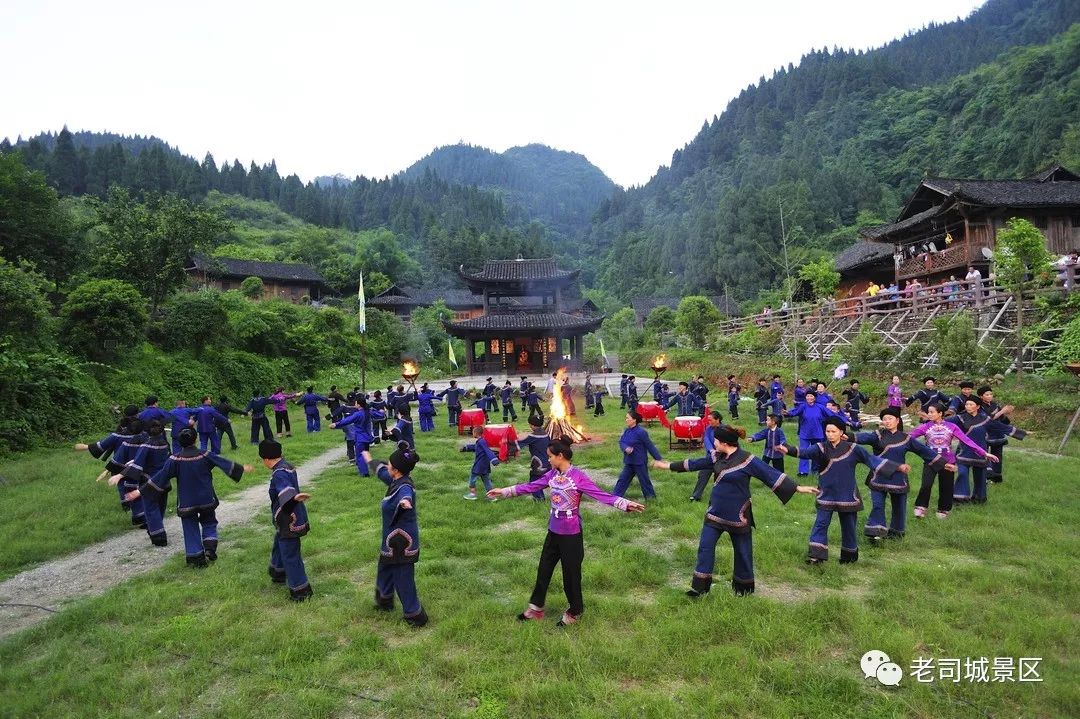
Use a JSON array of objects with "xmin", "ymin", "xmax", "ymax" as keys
[
  {"xmin": 458, "ymin": 408, "xmax": 486, "ymax": 434},
  {"xmin": 484, "ymin": 423, "xmax": 520, "ymax": 461},
  {"xmin": 672, "ymin": 415, "xmax": 705, "ymax": 440}
]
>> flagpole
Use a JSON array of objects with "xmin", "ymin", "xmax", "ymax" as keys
[{"xmin": 358, "ymin": 274, "xmax": 367, "ymax": 393}]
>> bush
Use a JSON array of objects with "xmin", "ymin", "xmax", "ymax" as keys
[
  {"xmin": 842, "ymin": 323, "xmax": 892, "ymax": 366},
  {"xmin": 0, "ymin": 258, "xmax": 54, "ymax": 347},
  {"xmin": 1054, "ymin": 315, "xmax": 1080, "ymax": 365},
  {"xmin": 240, "ymin": 276, "xmax": 264, "ymax": 299},
  {"xmin": 60, "ymin": 279, "xmax": 148, "ymax": 360},
  {"xmin": 159, "ymin": 289, "xmax": 231, "ymax": 354}
]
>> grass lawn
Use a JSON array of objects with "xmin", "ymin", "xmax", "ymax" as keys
[
  {"xmin": 0, "ymin": 407, "xmax": 339, "ymax": 581},
  {"xmin": 0, "ymin": 403, "xmax": 1077, "ymax": 718}
]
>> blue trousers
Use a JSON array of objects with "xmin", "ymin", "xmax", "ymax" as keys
[
  {"xmin": 270, "ymin": 535, "xmax": 309, "ymax": 592},
  {"xmin": 199, "ymin": 431, "xmax": 221, "ymax": 454},
  {"xmin": 695, "ymin": 524, "xmax": 755, "ymax": 594},
  {"xmin": 614, "ymin": 464, "xmax": 655, "ymax": 499},
  {"xmin": 728, "ymin": 401, "xmax": 739, "ymax": 419},
  {"xmin": 757, "ymin": 405, "xmax": 767, "ymax": 424},
  {"xmin": 798, "ymin": 437, "xmax": 820, "ymax": 475},
  {"xmin": 354, "ymin": 443, "xmax": 370, "ymax": 476},
  {"xmin": 469, "ymin": 474, "xmax": 493, "ymax": 491},
  {"xmin": 808, "ymin": 509, "xmax": 858, "ymax": 562},
  {"xmin": 250, "ymin": 416, "xmax": 272, "ymax": 443},
  {"xmin": 448, "ymin": 406, "xmax": 460, "ymax": 426},
  {"xmin": 180, "ymin": 508, "xmax": 218, "ymax": 559},
  {"xmin": 376, "ymin": 562, "xmax": 422, "ymax": 617},
  {"xmin": 987, "ymin": 443, "xmax": 1005, "ymax": 480},
  {"xmin": 502, "ymin": 403, "xmax": 518, "ymax": 421},
  {"xmin": 142, "ymin": 489, "xmax": 167, "ymax": 542},
  {"xmin": 864, "ymin": 490, "xmax": 906, "ymax": 538},
  {"xmin": 419, "ymin": 413, "xmax": 435, "ymax": 432},
  {"xmin": 954, "ymin": 464, "xmax": 987, "ymax": 502},
  {"xmin": 306, "ymin": 412, "xmax": 321, "ymax": 432}
]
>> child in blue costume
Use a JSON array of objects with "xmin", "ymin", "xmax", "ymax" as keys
[
  {"xmin": 363, "ymin": 444, "xmax": 429, "ymax": 627},
  {"xmin": 112, "ymin": 419, "xmax": 172, "ymax": 545},
  {"xmin": 462, "ymin": 425, "xmax": 500, "ymax": 500},
  {"xmin": 126, "ymin": 428, "xmax": 251, "ymax": 567},
  {"xmin": 330, "ymin": 396, "xmax": 374, "ymax": 476},
  {"xmin": 614, "ymin": 410, "xmax": 663, "ymax": 500},
  {"xmin": 261, "ymin": 439, "xmax": 313, "ymax": 602}
]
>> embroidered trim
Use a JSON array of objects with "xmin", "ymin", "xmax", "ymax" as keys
[
  {"xmin": 381, "ymin": 528, "xmax": 419, "ymax": 557},
  {"xmin": 693, "ymin": 571, "xmax": 713, "ymax": 578},
  {"xmin": 770, "ymin": 474, "xmax": 788, "ymax": 491},
  {"xmin": 705, "ymin": 499, "xmax": 751, "ymax": 528}
]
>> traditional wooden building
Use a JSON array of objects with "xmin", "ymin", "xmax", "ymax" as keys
[
  {"xmin": 186, "ymin": 255, "xmax": 327, "ymax": 302},
  {"xmin": 860, "ymin": 164, "xmax": 1080, "ymax": 287},
  {"xmin": 368, "ymin": 285, "xmax": 484, "ymax": 321},
  {"xmin": 445, "ymin": 258, "xmax": 603, "ymax": 375}
]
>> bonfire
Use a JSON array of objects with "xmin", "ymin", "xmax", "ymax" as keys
[
  {"xmin": 545, "ymin": 367, "xmax": 589, "ymax": 442},
  {"xmin": 401, "ymin": 360, "xmax": 420, "ymax": 390}
]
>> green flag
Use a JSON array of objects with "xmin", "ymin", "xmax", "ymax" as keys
[{"xmin": 448, "ymin": 339, "xmax": 458, "ymax": 369}]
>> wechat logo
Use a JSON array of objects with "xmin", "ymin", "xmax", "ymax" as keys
[{"xmin": 862, "ymin": 650, "xmax": 903, "ymax": 687}]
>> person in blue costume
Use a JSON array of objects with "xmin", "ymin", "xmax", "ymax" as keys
[
  {"xmin": 126, "ymin": 428, "xmax": 251, "ymax": 568},
  {"xmin": 584, "ymin": 373, "xmax": 595, "ymax": 409},
  {"xmin": 386, "ymin": 405, "xmax": 416, "ymax": 449},
  {"xmin": 654, "ymin": 424, "xmax": 817, "ymax": 596},
  {"xmin": 260, "ymin": 439, "xmax": 313, "ymax": 602},
  {"xmin": 851, "ymin": 407, "xmax": 951, "ymax": 540},
  {"xmin": 520, "ymin": 376, "xmax": 531, "ymax": 412},
  {"xmin": 753, "ymin": 379, "xmax": 770, "ymax": 425},
  {"xmin": 415, "ymin": 383, "xmax": 442, "ymax": 432},
  {"xmin": 244, "ymin": 392, "xmax": 274, "ymax": 444},
  {"xmin": 626, "ymin": 376, "xmax": 639, "ymax": 411},
  {"xmin": 945, "ymin": 380, "xmax": 977, "ymax": 417},
  {"xmin": 689, "ymin": 410, "xmax": 724, "ymax": 502},
  {"xmin": 769, "ymin": 375, "xmax": 785, "ymax": 412},
  {"xmin": 75, "ymin": 408, "xmax": 148, "ymax": 516},
  {"xmin": 783, "ymin": 390, "xmax": 848, "ymax": 477},
  {"xmin": 726, "ymin": 375, "xmax": 741, "ymax": 419},
  {"xmin": 841, "ymin": 380, "xmax": 869, "ymax": 428},
  {"xmin": 614, "ymin": 410, "xmax": 663, "ymax": 500},
  {"xmin": 619, "ymin": 374, "xmax": 629, "ymax": 409},
  {"xmin": 362, "ymin": 443, "xmax": 429, "ymax": 627},
  {"xmin": 591, "ymin": 385, "xmax": 606, "ymax": 417},
  {"xmin": 192, "ymin": 396, "xmax": 230, "ymax": 453},
  {"xmin": 331, "ymin": 396, "xmax": 375, "ymax": 476},
  {"xmin": 515, "ymin": 415, "xmax": 550, "ymax": 501},
  {"xmin": 482, "ymin": 377, "xmax": 498, "ymax": 420},
  {"xmin": 112, "ymin": 419, "xmax": 172, "ymax": 546},
  {"xmin": 137, "ymin": 395, "xmax": 172, "ymax": 425},
  {"xmin": 793, "ymin": 378, "xmax": 808, "ymax": 406},
  {"xmin": 368, "ymin": 390, "xmax": 388, "ymax": 442},
  {"xmin": 462, "ymin": 425, "xmax": 501, "ymax": 500},
  {"xmin": 296, "ymin": 386, "xmax": 328, "ymax": 432},
  {"xmin": 947, "ymin": 396, "xmax": 1026, "ymax": 504},
  {"xmin": 665, "ymin": 381, "xmax": 703, "ymax": 417},
  {"xmin": 499, "ymin": 380, "xmax": 519, "ymax": 422},
  {"xmin": 977, "ymin": 386, "xmax": 1019, "ymax": 484},
  {"xmin": 776, "ymin": 417, "xmax": 909, "ymax": 564},
  {"xmin": 749, "ymin": 414, "xmax": 787, "ymax": 472},
  {"xmin": 526, "ymin": 383, "xmax": 544, "ymax": 423},
  {"xmin": 905, "ymin": 376, "xmax": 950, "ymax": 419},
  {"xmin": 437, "ymin": 380, "xmax": 467, "ymax": 427}
]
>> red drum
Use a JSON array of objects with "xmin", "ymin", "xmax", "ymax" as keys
[
  {"xmin": 484, "ymin": 423, "xmax": 520, "ymax": 461},
  {"xmin": 458, "ymin": 408, "xmax": 486, "ymax": 434},
  {"xmin": 636, "ymin": 401, "xmax": 671, "ymax": 427},
  {"xmin": 672, "ymin": 415, "xmax": 705, "ymax": 440}
]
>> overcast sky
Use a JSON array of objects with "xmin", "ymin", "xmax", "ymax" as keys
[{"xmin": 2, "ymin": 0, "xmax": 986, "ymax": 187}]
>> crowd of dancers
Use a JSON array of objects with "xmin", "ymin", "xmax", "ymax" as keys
[{"xmin": 73, "ymin": 369, "xmax": 1027, "ymax": 628}]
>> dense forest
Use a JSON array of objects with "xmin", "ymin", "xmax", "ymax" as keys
[{"xmin": 586, "ymin": 0, "xmax": 1080, "ymax": 300}]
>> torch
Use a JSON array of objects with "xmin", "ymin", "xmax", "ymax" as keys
[
  {"xmin": 402, "ymin": 359, "xmax": 421, "ymax": 392},
  {"xmin": 650, "ymin": 354, "xmax": 668, "ymax": 395}
]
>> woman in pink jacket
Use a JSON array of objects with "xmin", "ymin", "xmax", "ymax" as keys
[
  {"xmin": 908, "ymin": 402, "xmax": 996, "ymax": 519},
  {"xmin": 270, "ymin": 387, "xmax": 299, "ymax": 437}
]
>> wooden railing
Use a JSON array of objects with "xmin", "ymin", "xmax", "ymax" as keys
[{"xmin": 896, "ymin": 242, "xmax": 980, "ymax": 280}]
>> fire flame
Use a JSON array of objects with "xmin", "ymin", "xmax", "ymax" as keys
[
  {"xmin": 652, "ymin": 354, "xmax": 668, "ymax": 370},
  {"xmin": 401, "ymin": 360, "xmax": 420, "ymax": 377},
  {"xmin": 550, "ymin": 367, "xmax": 568, "ymax": 420}
]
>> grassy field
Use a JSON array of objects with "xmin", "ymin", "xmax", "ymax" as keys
[
  {"xmin": 0, "ymin": 407, "xmax": 339, "ymax": 581},
  {"xmin": 0, "ymin": 403, "xmax": 1077, "ymax": 718}
]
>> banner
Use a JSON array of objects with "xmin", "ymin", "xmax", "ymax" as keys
[
  {"xmin": 357, "ymin": 273, "xmax": 367, "ymax": 334},
  {"xmin": 448, "ymin": 339, "xmax": 458, "ymax": 369}
]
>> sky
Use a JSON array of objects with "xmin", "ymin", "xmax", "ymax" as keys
[{"xmin": 1, "ymin": 0, "xmax": 987, "ymax": 188}]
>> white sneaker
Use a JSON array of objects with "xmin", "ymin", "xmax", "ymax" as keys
[
  {"xmin": 463, "ymin": 492, "xmax": 477, "ymax": 500},
  {"xmin": 936, "ymin": 511, "xmax": 949, "ymax": 519}
]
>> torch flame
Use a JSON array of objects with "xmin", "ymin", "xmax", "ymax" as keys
[
  {"xmin": 402, "ymin": 360, "xmax": 420, "ymax": 377},
  {"xmin": 652, "ymin": 354, "xmax": 668, "ymax": 370}
]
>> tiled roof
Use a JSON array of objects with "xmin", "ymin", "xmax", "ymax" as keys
[
  {"xmin": 835, "ymin": 241, "xmax": 894, "ymax": 273},
  {"xmin": 446, "ymin": 312, "xmax": 602, "ymax": 332},
  {"xmin": 368, "ymin": 286, "xmax": 483, "ymax": 309},
  {"xmin": 189, "ymin": 255, "xmax": 324, "ymax": 283},
  {"xmin": 459, "ymin": 258, "xmax": 577, "ymax": 282},
  {"xmin": 861, "ymin": 205, "xmax": 947, "ymax": 240}
]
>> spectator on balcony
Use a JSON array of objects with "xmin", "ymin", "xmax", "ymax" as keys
[
  {"xmin": 1055, "ymin": 250, "xmax": 1078, "ymax": 291},
  {"xmin": 965, "ymin": 265, "xmax": 983, "ymax": 305}
]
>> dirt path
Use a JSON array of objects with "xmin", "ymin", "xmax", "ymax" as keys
[{"xmin": 0, "ymin": 445, "xmax": 348, "ymax": 641}]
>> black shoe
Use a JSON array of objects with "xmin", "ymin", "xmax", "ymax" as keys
[
  {"xmin": 685, "ymin": 588, "xmax": 709, "ymax": 599},
  {"xmin": 290, "ymin": 584, "xmax": 314, "ymax": 602},
  {"xmin": 187, "ymin": 553, "xmax": 208, "ymax": 569},
  {"xmin": 269, "ymin": 566, "xmax": 287, "ymax": 584},
  {"xmin": 374, "ymin": 588, "xmax": 394, "ymax": 611},
  {"xmin": 404, "ymin": 609, "xmax": 429, "ymax": 627},
  {"xmin": 150, "ymin": 533, "xmax": 168, "ymax": 547},
  {"xmin": 203, "ymin": 540, "xmax": 218, "ymax": 562}
]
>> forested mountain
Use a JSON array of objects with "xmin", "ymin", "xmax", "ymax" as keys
[
  {"xmin": 587, "ymin": 0, "xmax": 1080, "ymax": 300},
  {"xmin": 401, "ymin": 143, "xmax": 616, "ymax": 236}
]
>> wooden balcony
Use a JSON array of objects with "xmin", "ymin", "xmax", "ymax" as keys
[{"xmin": 896, "ymin": 241, "xmax": 980, "ymax": 280}]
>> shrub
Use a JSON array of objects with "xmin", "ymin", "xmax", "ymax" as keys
[
  {"xmin": 60, "ymin": 279, "xmax": 148, "ymax": 360},
  {"xmin": 240, "ymin": 276, "xmax": 264, "ymax": 299}
]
